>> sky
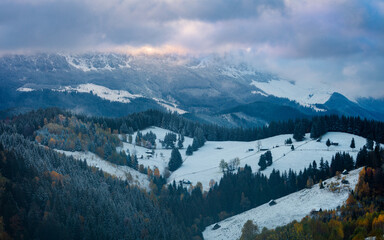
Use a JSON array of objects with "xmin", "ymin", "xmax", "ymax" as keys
[{"xmin": 0, "ymin": 0, "xmax": 383, "ymax": 99}]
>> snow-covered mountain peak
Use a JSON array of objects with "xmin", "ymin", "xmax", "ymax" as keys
[{"xmin": 59, "ymin": 53, "xmax": 132, "ymax": 72}]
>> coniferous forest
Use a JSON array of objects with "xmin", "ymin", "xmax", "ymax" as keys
[{"xmin": 0, "ymin": 108, "xmax": 383, "ymax": 239}]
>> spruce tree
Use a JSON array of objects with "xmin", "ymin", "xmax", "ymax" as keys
[
  {"xmin": 168, "ymin": 148, "xmax": 183, "ymax": 171},
  {"xmin": 194, "ymin": 127, "xmax": 206, "ymax": 148},
  {"xmin": 127, "ymin": 127, "xmax": 134, "ymax": 135},
  {"xmin": 344, "ymin": 153, "xmax": 354, "ymax": 171},
  {"xmin": 258, "ymin": 155, "xmax": 267, "ymax": 171},
  {"xmin": 104, "ymin": 143, "xmax": 113, "ymax": 159},
  {"xmin": 355, "ymin": 146, "xmax": 368, "ymax": 168},
  {"xmin": 350, "ymin": 138, "xmax": 355, "ymax": 149},
  {"xmin": 177, "ymin": 135, "xmax": 184, "ymax": 149},
  {"xmin": 326, "ymin": 139, "xmax": 331, "ymax": 147},
  {"xmin": 192, "ymin": 137, "xmax": 199, "ymax": 151},
  {"xmin": 310, "ymin": 122, "xmax": 319, "ymax": 139},
  {"xmin": 75, "ymin": 139, "xmax": 82, "ymax": 151},
  {"xmin": 120, "ymin": 122, "xmax": 128, "ymax": 134},
  {"xmin": 293, "ymin": 121, "xmax": 305, "ymax": 141},
  {"xmin": 186, "ymin": 145, "xmax": 193, "ymax": 156},
  {"xmin": 285, "ymin": 138, "xmax": 292, "ymax": 145},
  {"xmin": 265, "ymin": 151, "xmax": 273, "ymax": 166},
  {"xmin": 164, "ymin": 133, "xmax": 176, "ymax": 149},
  {"xmin": 366, "ymin": 139, "xmax": 374, "ymax": 150}
]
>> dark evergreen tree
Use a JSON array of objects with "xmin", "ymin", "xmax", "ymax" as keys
[
  {"xmin": 103, "ymin": 143, "xmax": 113, "ymax": 159},
  {"xmin": 194, "ymin": 127, "xmax": 206, "ymax": 148},
  {"xmin": 355, "ymin": 146, "xmax": 368, "ymax": 168},
  {"xmin": 75, "ymin": 139, "xmax": 82, "ymax": 151},
  {"xmin": 293, "ymin": 121, "xmax": 305, "ymax": 141},
  {"xmin": 285, "ymin": 138, "xmax": 293, "ymax": 144},
  {"xmin": 330, "ymin": 152, "xmax": 354, "ymax": 175},
  {"xmin": 131, "ymin": 154, "xmax": 138, "ymax": 170},
  {"xmin": 350, "ymin": 138, "xmax": 356, "ymax": 149},
  {"xmin": 186, "ymin": 145, "xmax": 193, "ymax": 156},
  {"xmin": 312, "ymin": 160, "xmax": 317, "ymax": 171},
  {"xmin": 310, "ymin": 121, "xmax": 320, "ymax": 139},
  {"xmin": 127, "ymin": 127, "xmax": 134, "ymax": 135},
  {"xmin": 291, "ymin": 145, "xmax": 295, "ymax": 151},
  {"xmin": 168, "ymin": 148, "xmax": 183, "ymax": 171},
  {"xmin": 366, "ymin": 138, "xmax": 374, "ymax": 150},
  {"xmin": 177, "ymin": 134, "xmax": 184, "ymax": 149},
  {"xmin": 258, "ymin": 155, "xmax": 267, "ymax": 170},
  {"xmin": 326, "ymin": 139, "xmax": 331, "ymax": 147},
  {"xmin": 135, "ymin": 131, "xmax": 142, "ymax": 146},
  {"xmin": 120, "ymin": 122, "xmax": 129, "ymax": 134},
  {"xmin": 163, "ymin": 132, "xmax": 177, "ymax": 149},
  {"xmin": 192, "ymin": 137, "xmax": 199, "ymax": 151},
  {"xmin": 265, "ymin": 151, "xmax": 273, "ymax": 166}
]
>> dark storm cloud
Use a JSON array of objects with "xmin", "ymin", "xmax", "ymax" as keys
[
  {"xmin": 0, "ymin": 0, "xmax": 382, "ymax": 58},
  {"xmin": 0, "ymin": 0, "xmax": 285, "ymax": 51},
  {"xmin": 0, "ymin": 1, "xmax": 99, "ymax": 50}
]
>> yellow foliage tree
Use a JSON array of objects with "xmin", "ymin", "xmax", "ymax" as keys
[
  {"xmin": 153, "ymin": 167, "xmax": 160, "ymax": 178},
  {"xmin": 328, "ymin": 219, "xmax": 344, "ymax": 240},
  {"xmin": 372, "ymin": 214, "xmax": 384, "ymax": 232},
  {"xmin": 147, "ymin": 167, "xmax": 152, "ymax": 178}
]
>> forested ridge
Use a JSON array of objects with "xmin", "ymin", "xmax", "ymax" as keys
[
  {"xmin": 240, "ymin": 148, "xmax": 384, "ymax": 240},
  {"xmin": 0, "ymin": 133, "xmax": 189, "ymax": 239},
  {"xmin": 5, "ymin": 108, "xmax": 384, "ymax": 144},
  {"xmin": 1, "ymin": 108, "xmax": 384, "ymax": 239}
]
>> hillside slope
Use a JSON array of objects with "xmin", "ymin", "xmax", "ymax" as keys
[
  {"xmin": 203, "ymin": 168, "xmax": 362, "ymax": 240},
  {"xmin": 80, "ymin": 126, "xmax": 370, "ymax": 192},
  {"xmin": 132, "ymin": 128, "xmax": 367, "ymax": 191}
]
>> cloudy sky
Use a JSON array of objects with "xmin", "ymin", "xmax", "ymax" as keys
[{"xmin": 1, "ymin": 0, "xmax": 383, "ymax": 99}]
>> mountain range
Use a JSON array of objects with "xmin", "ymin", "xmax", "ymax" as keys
[{"xmin": 1, "ymin": 53, "xmax": 383, "ymax": 126}]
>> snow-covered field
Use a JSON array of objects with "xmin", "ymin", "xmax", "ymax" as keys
[
  {"xmin": 203, "ymin": 168, "xmax": 362, "ymax": 240},
  {"xmin": 118, "ymin": 127, "xmax": 194, "ymax": 175},
  {"xmin": 120, "ymin": 127, "xmax": 368, "ymax": 191},
  {"xmin": 54, "ymin": 126, "xmax": 373, "ymax": 194},
  {"xmin": 55, "ymin": 149, "xmax": 150, "ymax": 190}
]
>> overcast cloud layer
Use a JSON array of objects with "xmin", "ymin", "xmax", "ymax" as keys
[{"xmin": 0, "ymin": 0, "xmax": 383, "ymax": 98}]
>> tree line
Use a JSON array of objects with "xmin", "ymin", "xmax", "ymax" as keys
[{"xmin": 6, "ymin": 108, "xmax": 384, "ymax": 145}]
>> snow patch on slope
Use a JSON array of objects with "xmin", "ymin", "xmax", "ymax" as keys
[
  {"xmin": 152, "ymin": 98, "xmax": 187, "ymax": 114},
  {"xmin": 251, "ymin": 90, "xmax": 268, "ymax": 97},
  {"xmin": 55, "ymin": 149, "xmax": 150, "ymax": 190},
  {"xmin": 17, "ymin": 87, "xmax": 35, "ymax": 92},
  {"xmin": 221, "ymin": 66, "xmax": 256, "ymax": 78},
  {"xmin": 203, "ymin": 168, "xmax": 362, "ymax": 240},
  {"xmin": 55, "ymin": 83, "xmax": 143, "ymax": 103},
  {"xmin": 250, "ymin": 79, "xmax": 332, "ymax": 110}
]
